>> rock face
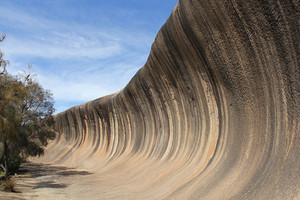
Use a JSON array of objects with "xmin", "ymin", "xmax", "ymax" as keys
[{"xmin": 38, "ymin": 0, "xmax": 300, "ymax": 199}]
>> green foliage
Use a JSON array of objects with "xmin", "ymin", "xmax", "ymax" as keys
[
  {"xmin": 6, "ymin": 149, "xmax": 24, "ymax": 174},
  {"xmin": 0, "ymin": 34, "xmax": 56, "ymax": 177}
]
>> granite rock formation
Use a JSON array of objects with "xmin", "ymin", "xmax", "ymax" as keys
[{"xmin": 36, "ymin": 0, "xmax": 300, "ymax": 199}]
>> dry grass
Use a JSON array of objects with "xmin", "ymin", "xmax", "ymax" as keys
[{"xmin": 1, "ymin": 179, "xmax": 16, "ymax": 192}]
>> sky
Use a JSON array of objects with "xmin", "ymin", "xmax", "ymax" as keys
[{"xmin": 0, "ymin": 0, "xmax": 178, "ymax": 113}]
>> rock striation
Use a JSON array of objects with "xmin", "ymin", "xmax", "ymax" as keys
[{"xmin": 37, "ymin": 0, "xmax": 300, "ymax": 199}]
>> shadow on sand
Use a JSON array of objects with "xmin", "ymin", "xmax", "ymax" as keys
[{"xmin": 18, "ymin": 162, "xmax": 93, "ymax": 190}]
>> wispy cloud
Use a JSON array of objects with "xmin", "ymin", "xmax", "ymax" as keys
[
  {"xmin": 0, "ymin": 0, "xmax": 175, "ymax": 113},
  {"xmin": 0, "ymin": 3, "xmax": 153, "ymax": 60},
  {"xmin": 4, "ymin": 35, "xmax": 123, "ymax": 60}
]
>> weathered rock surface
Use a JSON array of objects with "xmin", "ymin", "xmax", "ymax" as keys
[{"xmin": 36, "ymin": 0, "xmax": 300, "ymax": 199}]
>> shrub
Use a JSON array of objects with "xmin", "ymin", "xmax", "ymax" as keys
[
  {"xmin": 7, "ymin": 152, "xmax": 24, "ymax": 174},
  {"xmin": 2, "ymin": 179, "xmax": 16, "ymax": 192}
]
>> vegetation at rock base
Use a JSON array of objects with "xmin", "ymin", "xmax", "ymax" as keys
[
  {"xmin": 0, "ymin": 34, "xmax": 56, "ymax": 184},
  {"xmin": 1, "ymin": 178, "xmax": 16, "ymax": 192}
]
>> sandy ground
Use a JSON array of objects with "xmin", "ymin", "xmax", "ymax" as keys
[{"xmin": 0, "ymin": 162, "xmax": 93, "ymax": 200}]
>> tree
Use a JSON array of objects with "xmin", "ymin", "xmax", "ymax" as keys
[
  {"xmin": 0, "ymin": 34, "xmax": 56, "ymax": 179},
  {"xmin": 0, "ymin": 34, "xmax": 7, "ymax": 74}
]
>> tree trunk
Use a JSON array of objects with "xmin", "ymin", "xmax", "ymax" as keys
[{"xmin": 3, "ymin": 140, "xmax": 9, "ymax": 179}]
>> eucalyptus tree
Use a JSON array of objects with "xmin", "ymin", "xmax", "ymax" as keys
[{"xmin": 0, "ymin": 35, "xmax": 56, "ymax": 179}]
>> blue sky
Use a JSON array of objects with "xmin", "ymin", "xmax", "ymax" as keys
[{"xmin": 0, "ymin": 0, "xmax": 177, "ymax": 113}]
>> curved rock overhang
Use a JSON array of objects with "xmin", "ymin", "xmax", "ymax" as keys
[{"xmin": 37, "ymin": 1, "xmax": 300, "ymax": 199}]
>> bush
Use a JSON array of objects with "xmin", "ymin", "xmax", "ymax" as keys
[
  {"xmin": 2, "ymin": 179, "xmax": 16, "ymax": 192},
  {"xmin": 7, "ymin": 152, "xmax": 24, "ymax": 174}
]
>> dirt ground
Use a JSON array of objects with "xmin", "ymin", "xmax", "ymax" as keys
[{"xmin": 0, "ymin": 162, "xmax": 93, "ymax": 200}]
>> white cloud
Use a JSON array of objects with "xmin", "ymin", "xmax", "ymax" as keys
[
  {"xmin": 3, "ymin": 35, "xmax": 123, "ymax": 60},
  {"xmin": 0, "ymin": 2, "xmax": 155, "ymax": 113},
  {"xmin": 37, "ymin": 72, "xmax": 111, "ymax": 101}
]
